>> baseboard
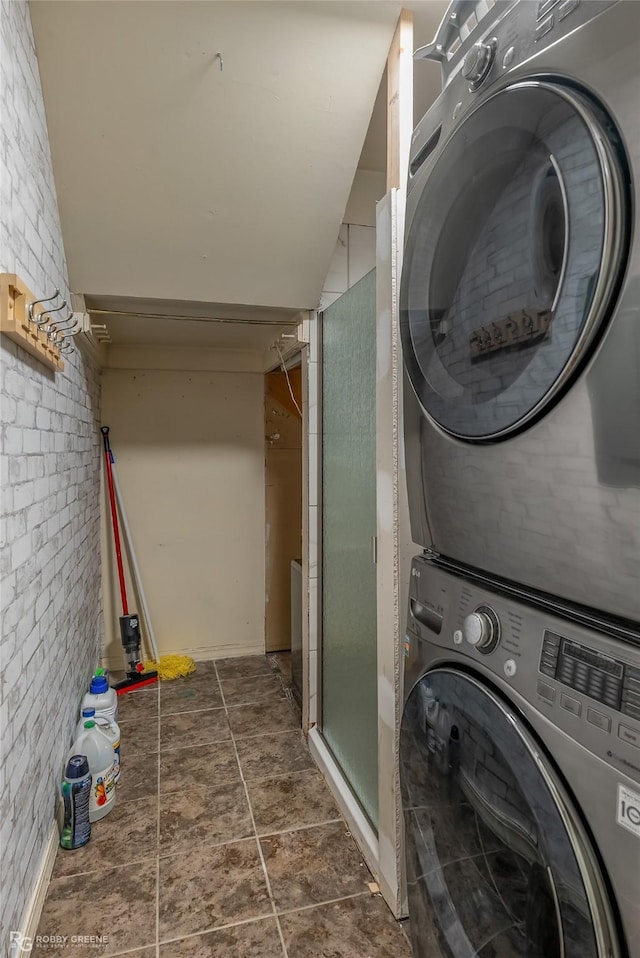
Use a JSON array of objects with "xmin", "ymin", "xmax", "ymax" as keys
[
  {"xmin": 101, "ymin": 642, "xmax": 266, "ymax": 671},
  {"xmin": 308, "ymin": 727, "xmax": 380, "ymax": 882},
  {"xmin": 12, "ymin": 823, "xmax": 58, "ymax": 955}
]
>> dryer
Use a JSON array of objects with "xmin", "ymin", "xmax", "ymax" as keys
[
  {"xmin": 400, "ymin": 556, "xmax": 640, "ymax": 958},
  {"xmin": 400, "ymin": 0, "xmax": 640, "ymax": 623}
]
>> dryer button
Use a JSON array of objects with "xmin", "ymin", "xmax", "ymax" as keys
[
  {"xmin": 535, "ymin": 15, "xmax": 554, "ymax": 41},
  {"xmin": 587, "ymin": 708, "xmax": 611, "ymax": 733},
  {"xmin": 502, "ymin": 46, "xmax": 515, "ymax": 69},
  {"xmin": 560, "ymin": 693, "xmax": 581, "ymax": 716},
  {"xmin": 558, "ymin": 0, "xmax": 579, "ymax": 20}
]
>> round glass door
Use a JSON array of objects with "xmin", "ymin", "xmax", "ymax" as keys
[
  {"xmin": 400, "ymin": 81, "xmax": 629, "ymax": 440},
  {"xmin": 399, "ymin": 670, "xmax": 619, "ymax": 958}
]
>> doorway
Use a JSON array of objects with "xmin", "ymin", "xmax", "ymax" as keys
[{"xmin": 264, "ymin": 362, "xmax": 303, "ymax": 664}]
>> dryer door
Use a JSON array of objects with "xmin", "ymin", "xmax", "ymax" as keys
[
  {"xmin": 400, "ymin": 81, "xmax": 629, "ymax": 440},
  {"xmin": 400, "ymin": 669, "xmax": 620, "ymax": 958}
]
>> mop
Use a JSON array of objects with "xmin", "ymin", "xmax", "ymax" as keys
[{"xmin": 101, "ymin": 427, "xmax": 195, "ymax": 684}]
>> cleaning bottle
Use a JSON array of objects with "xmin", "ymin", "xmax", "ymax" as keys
[
  {"xmin": 69, "ymin": 721, "xmax": 116, "ymax": 821},
  {"xmin": 60, "ymin": 755, "xmax": 92, "ymax": 849},
  {"xmin": 77, "ymin": 707, "xmax": 121, "ymax": 783},
  {"xmin": 82, "ymin": 669, "xmax": 118, "ymax": 724}
]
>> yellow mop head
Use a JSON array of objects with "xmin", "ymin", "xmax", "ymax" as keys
[{"xmin": 144, "ymin": 655, "xmax": 196, "ymax": 681}]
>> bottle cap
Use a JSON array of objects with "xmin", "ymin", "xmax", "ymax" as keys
[
  {"xmin": 90, "ymin": 675, "xmax": 109, "ymax": 694},
  {"xmin": 83, "ymin": 720, "xmax": 96, "ymax": 729},
  {"xmin": 81, "ymin": 707, "xmax": 96, "ymax": 717},
  {"xmin": 66, "ymin": 755, "xmax": 90, "ymax": 779}
]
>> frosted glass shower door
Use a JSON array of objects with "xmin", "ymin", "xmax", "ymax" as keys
[{"xmin": 321, "ymin": 269, "xmax": 378, "ymax": 829}]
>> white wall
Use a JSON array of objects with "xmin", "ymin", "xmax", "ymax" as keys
[
  {"xmin": 101, "ymin": 365, "xmax": 266, "ymax": 666},
  {"xmin": 320, "ymin": 169, "xmax": 385, "ymax": 310},
  {"xmin": 0, "ymin": 1, "xmax": 102, "ymax": 944}
]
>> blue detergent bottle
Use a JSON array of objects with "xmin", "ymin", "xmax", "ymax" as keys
[{"xmin": 60, "ymin": 755, "xmax": 92, "ymax": 849}]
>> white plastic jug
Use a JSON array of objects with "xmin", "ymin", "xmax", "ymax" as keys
[
  {"xmin": 82, "ymin": 671, "xmax": 118, "ymax": 724},
  {"xmin": 69, "ymin": 720, "xmax": 116, "ymax": 821},
  {"xmin": 77, "ymin": 708, "xmax": 121, "ymax": 783}
]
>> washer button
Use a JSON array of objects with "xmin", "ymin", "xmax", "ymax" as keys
[
  {"xmin": 452, "ymin": 101, "xmax": 463, "ymax": 120},
  {"xmin": 453, "ymin": 629, "xmax": 463, "ymax": 645},
  {"xmin": 537, "ymin": 680, "xmax": 556, "ymax": 703},
  {"xmin": 618, "ymin": 724, "xmax": 640, "ymax": 749},
  {"xmin": 560, "ymin": 693, "xmax": 581, "ymax": 716},
  {"xmin": 586, "ymin": 708, "xmax": 611, "ymax": 733},
  {"xmin": 504, "ymin": 659, "xmax": 517, "ymax": 678}
]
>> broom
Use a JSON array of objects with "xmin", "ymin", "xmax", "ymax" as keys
[{"xmin": 102, "ymin": 426, "xmax": 195, "ymax": 682}]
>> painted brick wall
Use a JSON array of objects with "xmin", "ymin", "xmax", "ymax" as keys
[{"xmin": 0, "ymin": 1, "xmax": 102, "ymax": 949}]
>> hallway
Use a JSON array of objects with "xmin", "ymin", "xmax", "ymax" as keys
[{"xmin": 37, "ymin": 656, "xmax": 411, "ymax": 957}]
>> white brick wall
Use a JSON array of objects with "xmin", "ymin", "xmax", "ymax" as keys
[{"xmin": 0, "ymin": 2, "xmax": 102, "ymax": 950}]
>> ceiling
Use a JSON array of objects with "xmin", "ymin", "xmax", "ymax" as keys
[{"xmin": 30, "ymin": 1, "xmax": 445, "ymax": 352}]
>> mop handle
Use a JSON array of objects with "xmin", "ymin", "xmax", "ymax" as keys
[
  {"xmin": 101, "ymin": 426, "xmax": 129, "ymax": 615},
  {"xmin": 111, "ymin": 459, "xmax": 161, "ymax": 662}
]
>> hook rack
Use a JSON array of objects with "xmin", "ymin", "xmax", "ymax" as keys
[{"xmin": 0, "ymin": 274, "xmax": 86, "ymax": 370}]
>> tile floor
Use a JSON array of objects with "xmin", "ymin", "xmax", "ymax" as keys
[{"xmin": 38, "ymin": 654, "xmax": 411, "ymax": 957}]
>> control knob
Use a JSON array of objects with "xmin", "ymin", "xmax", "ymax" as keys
[
  {"xmin": 462, "ymin": 606, "xmax": 500, "ymax": 653},
  {"xmin": 462, "ymin": 39, "xmax": 496, "ymax": 89}
]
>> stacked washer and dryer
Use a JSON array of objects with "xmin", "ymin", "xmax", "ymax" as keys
[{"xmin": 398, "ymin": 1, "xmax": 640, "ymax": 956}]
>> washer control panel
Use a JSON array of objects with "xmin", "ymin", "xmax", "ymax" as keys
[
  {"xmin": 539, "ymin": 633, "xmax": 640, "ymax": 721},
  {"xmin": 405, "ymin": 557, "xmax": 640, "ymax": 780}
]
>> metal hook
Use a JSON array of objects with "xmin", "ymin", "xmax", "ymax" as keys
[
  {"xmin": 215, "ymin": 52, "xmax": 223, "ymax": 72},
  {"xmin": 49, "ymin": 310, "xmax": 78, "ymax": 335},
  {"xmin": 28, "ymin": 288, "xmax": 61, "ymax": 324},
  {"xmin": 37, "ymin": 301, "xmax": 68, "ymax": 328}
]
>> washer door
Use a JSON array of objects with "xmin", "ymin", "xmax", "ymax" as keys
[
  {"xmin": 400, "ymin": 81, "xmax": 629, "ymax": 440},
  {"xmin": 400, "ymin": 669, "xmax": 620, "ymax": 958}
]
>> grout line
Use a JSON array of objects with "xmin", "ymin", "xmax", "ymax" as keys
[
  {"xmin": 231, "ymin": 726, "xmax": 305, "ymax": 743},
  {"xmin": 220, "ymin": 672, "xmax": 284, "ymax": 685},
  {"xmin": 276, "ymin": 890, "xmax": 370, "ymax": 918},
  {"xmin": 225, "ymin": 698, "xmax": 295, "ymax": 712},
  {"xmin": 155, "ymin": 738, "xmax": 233, "ymax": 754},
  {"xmin": 255, "ymin": 817, "xmax": 343, "ymax": 840},
  {"xmin": 157, "ymin": 913, "xmax": 276, "ymax": 948},
  {"xmin": 161, "ymin": 735, "xmax": 233, "ymax": 752},
  {"xmin": 97, "ymin": 942, "xmax": 160, "ymax": 958},
  {"xmin": 48, "ymin": 852, "xmax": 154, "ymax": 882},
  {"xmin": 214, "ymin": 660, "xmax": 290, "ymax": 958},
  {"xmin": 159, "ymin": 704, "xmax": 227, "ymax": 717},
  {"xmin": 156, "ymin": 680, "xmax": 161, "ymax": 958}
]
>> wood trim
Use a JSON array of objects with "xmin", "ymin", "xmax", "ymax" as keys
[
  {"xmin": 386, "ymin": 10, "xmax": 413, "ymax": 192},
  {"xmin": 16, "ymin": 823, "xmax": 59, "ymax": 951}
]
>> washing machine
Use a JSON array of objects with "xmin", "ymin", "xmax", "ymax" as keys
[
  {"xmin": 400, "ymin": 0, "xmax": 640, "ymax": 624},
  {"xmin": 400, "ymin": 555, "xmax": 640, "ymax": 958}
]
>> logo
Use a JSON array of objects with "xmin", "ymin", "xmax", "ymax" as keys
[
  {"xmin": 617, "ymin": 783, "xmax": 640, "ymax": 838},
  {"xmin": 10, "ymin": 933, "xmax": 33, "ymax": 954},
  {"xmin": 9, "ymin": 934, "xmax": 108, "ymax": 953}
]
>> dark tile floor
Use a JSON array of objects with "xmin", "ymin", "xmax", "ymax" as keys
[{"xmin": 38, "ymin": 654, "xmax": 412, "ymax": 957}]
